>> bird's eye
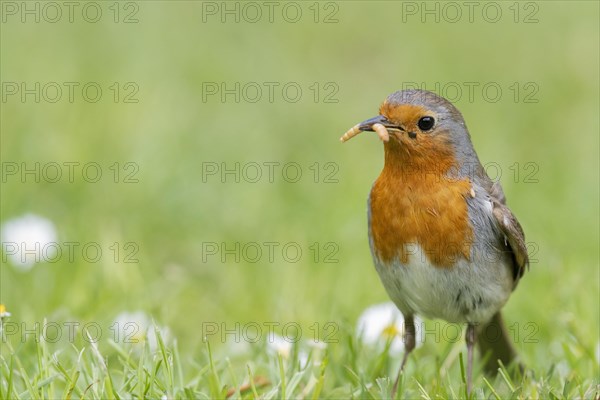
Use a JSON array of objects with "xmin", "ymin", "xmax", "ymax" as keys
[{"xmin": 417, "ymin": 116, "xmax": 435, "ymax": 131}]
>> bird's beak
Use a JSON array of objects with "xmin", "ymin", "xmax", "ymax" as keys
[
  {"xmin": 356, "ymin": 115, "xmax": 392, "ymax": 131},
  {"xmin": 340, "ymin": 115, "xmax": 401, "ymax": 143}
]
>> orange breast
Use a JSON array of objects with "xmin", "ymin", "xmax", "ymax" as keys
[{"xmin": 369, "ymin": 142, "xmax": 473, "ymax": 268}]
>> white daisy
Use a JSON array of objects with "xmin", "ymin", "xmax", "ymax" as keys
[
  {"xmin": 266, "ymin": 332, "xmax": 292, "ymax": 358},
  {"xmin": 0, "ymin": 304, "xmax": 10, "ymax": 319},
  {"xmin": 299, "ymin": 340, "xmax": 327, "ymax": 368},
  {"xmin": 1, "ymin": 213, "xmax": 58, "ymax": 270},
  {"xmin": 356, "ymin": 302, "xmax": 423, "ymax": 355},
  {"xmin": 112, "ymin": 311, "xmax": 171, "ymax": 351}
]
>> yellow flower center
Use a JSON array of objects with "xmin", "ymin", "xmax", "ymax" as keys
[{"xmin": 382, "ymin": 323, "xmax": 401, "ymax": 339}]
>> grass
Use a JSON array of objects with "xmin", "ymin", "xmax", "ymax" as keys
[
  {"xmin": 1, "ymin": 318, "xmax": 598, "ymax": 399},
  {"xmin": 1, "ymin": 1, "xmax": 599, "ymax": 399}
]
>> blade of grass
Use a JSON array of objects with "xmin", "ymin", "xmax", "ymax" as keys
[
  {"xmin": 206, "ymin": 341, "xmax": 222, "ymax": 398},
  {"xmin": 483, "ymin": 376, "xmax": 501, "ymax": 400},
  {"xmin": 459, "ymin": 352, "xmax": 468, "ymax": 399},
  {"xmin": 498, "ymin": 360, "xmax": 515, "ymax": 392},
  {"xmin": 247, "ymin": 364, "xmax": 260, "ymax": 399},
  {"xmin": 155, "ymin": 323, "xmax": 174, "ymax": 394},
  {"xmin": 310, "ymin": 354, "xmax": 328, "ymax": 400},
  {"xmin": 64, "ymin": 370, "xmax": 80, "ymax": 400},
  {"xmin": 225, "ymin": 358, "xmax": 240, "ymax": 399},
  {"xmin": 278, "ymin": 352, "xmax": 286, "ymax": 399}
]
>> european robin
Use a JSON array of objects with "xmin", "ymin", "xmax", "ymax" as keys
[{"xmin": 341, "ymin": 89, "xmax": 529, "ymax": 397}]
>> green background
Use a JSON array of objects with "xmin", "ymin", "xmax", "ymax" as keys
[{"xmin": 1, "ymin": 0, "xmax": 598, "ymax": 388}]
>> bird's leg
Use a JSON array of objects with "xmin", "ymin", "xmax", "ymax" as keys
[
  {"xmin": 465, "ymin": 323, "xmax": 476, "ymax": 397},
  {"xmin": 391, "ymin": 315, "xmax": 415, "ymax": 399}
]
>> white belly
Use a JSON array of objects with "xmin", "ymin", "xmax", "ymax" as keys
[{"xmin": 373, "ymin": 243, "xmax": 513, "ymax": 324}]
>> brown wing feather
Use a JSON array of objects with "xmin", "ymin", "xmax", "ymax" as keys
[
  {"xmin": 477, "ymin": 164, "xmax": 529, "ymax": 283},
  {"xmin": 491, "ymin": 199, "xmax": 529, "ymax": 283}
]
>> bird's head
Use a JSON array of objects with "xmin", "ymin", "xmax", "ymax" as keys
[{"xmin": 341, "ymin": 90, "xmax": 477, "ymax": 173}]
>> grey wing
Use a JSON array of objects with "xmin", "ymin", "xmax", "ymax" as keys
[
  {"xmin": 477, "ymin": 167, "xmax": 529, "ymax": 285},
  {"xmin": 491, "ymin": 199, "xmax": 529, "ymax": 283}
]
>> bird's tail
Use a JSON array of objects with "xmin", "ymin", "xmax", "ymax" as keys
[{"xmin": 476, "ymin": 311, "xmax": 523, "ymax": 374}]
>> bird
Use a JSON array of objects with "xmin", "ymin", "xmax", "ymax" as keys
[{"xmin": 340, "ymin": 89, "xmax": 529, "ymax": 397}]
